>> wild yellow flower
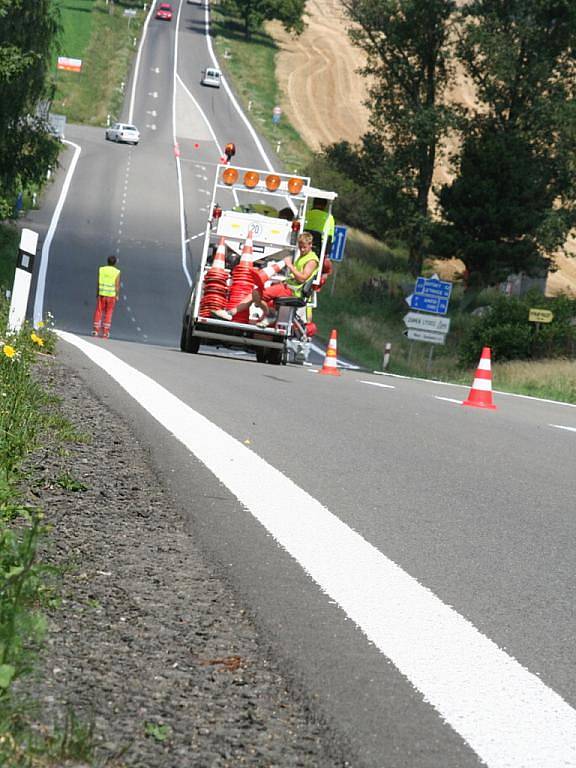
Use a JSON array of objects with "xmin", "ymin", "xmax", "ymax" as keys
[
  {"xmin": 3, "ymin": 345, "xmax": 16, "ymax": 359},
  {"xmin": 30, "ymin": 332, "xmax": 44, "ymax": 347},
  {"xmin": 36, "ymin": 321, "xmax": 45, "ymax": 329}
]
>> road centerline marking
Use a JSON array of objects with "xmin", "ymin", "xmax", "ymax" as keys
[
  {"xmin": 549, "ymin": 424, "xmax": 576, "ymax": 433},
  {"xmin": 359, "ymin": 380, "xmax": 395, "ymax": 389},
  {"xmin": 58, "ymin": 330, "xmax": 576, "ymax": 768}
]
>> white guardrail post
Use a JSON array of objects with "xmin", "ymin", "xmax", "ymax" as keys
[{"xmin": 8, "ymin": 228, "xmax": 38, "ymax": 333}]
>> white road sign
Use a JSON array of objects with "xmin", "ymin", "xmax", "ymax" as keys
[
  {"xmin": 405, "ymin": 329, "xmax": 446, "ymax": 345},
  {"xmin": 403, "ymin": 312, "xmax": 451, "ymax": 333}
]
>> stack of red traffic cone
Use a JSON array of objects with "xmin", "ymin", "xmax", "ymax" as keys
[
  {"xmin": 227, "ymin": 231, "xmax": 256, "ymax": 323},
  {"xmin": 462, "ymin": 347, "xmax": 496, "ymax": 409},
  {"xmin": 254, "ymin": 258, "xmax": 286, "ymax": 291},
  {"xmin": 319, "ymin": 329, "xmax": 340, "ymax": 376},
  {"xmin": 199, "ymin": 237, "xmax": 230, "ymax": 317}
]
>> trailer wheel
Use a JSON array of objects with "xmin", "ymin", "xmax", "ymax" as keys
[
  {"xmin": 267, "ymin": 348, "xmax": 283, "ymax": 366},
  {"xmin": 255, "ymin": 348, "xmax": 268, "ymax": 364},
  {"xmin": 181, "ymin": 322, "xmax": 200, "ymax": 354}
]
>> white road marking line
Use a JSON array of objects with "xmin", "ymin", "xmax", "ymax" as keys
[
  {"xmin": 57, "ymin": 330, "xmax": 576, "ymax": 768},
  {"xmin": 359, "ymin": 380, "xmax": 395, "ymax": 389},
  {"xmin": 184, "ymin": 232, "xmax": 204, "ymax": 244},
  {"xmin": 128, "ymin": 2, "xmax": 156, "ymax": 123},
  {"xmin": 146, "ymin": 124, "xmax": 157, "ymax": 130},
  {"xmin": 309, "ymin": 341, "xmax": 359, "ymax": 369},
  {"xmin": 549, "ymin": 424, "xmax": 576, "ymax": 433},
  {"xmin": 33, "ymin": 140, "xmax": 82, "ymax": 325},
  {"xmin": 171, "ymin": 5, "xmax": 193, "ymax": 288},
  {"xmin": 436, "ymin": 396, "xmax": 463, "ymax": 404},
  {"xmin": 373, "ymin": 371, "xmax": 576, "ymax": 408}
]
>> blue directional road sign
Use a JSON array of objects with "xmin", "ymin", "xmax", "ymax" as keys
[
  {"xmin": 407, "ymin": 275, "xmax": 452, "ymax": 315},
  {"xmin": 330, "ymin": 225, "xmax": 347, "ymax": 262}
]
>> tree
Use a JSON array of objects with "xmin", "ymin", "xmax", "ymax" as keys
[
  {"xmin": 434, "ymin": 129, "xmax": 559, "ymax": 287},
  {"xmin": 0, "ymin": 0, "xmax": 60, "ymax": 218},
  {"xmin": 221, "ymin": 0, "xmax": 306, "ymax": 39},
  {"xmin": 342, "ymin": 0, "xmax": 460, "ymax": 274},
  {"xmin": 436, "ymin": 0, "xmax": 576, "ymax": 287}
]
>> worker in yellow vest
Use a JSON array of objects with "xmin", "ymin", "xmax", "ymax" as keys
[
  {"xmin": 92, "ymin": 255, "xmax": 121, "ymax": 338},
  {"xmin": 304, "ymin": 198, "xmax": 335, "ymax": 258}
]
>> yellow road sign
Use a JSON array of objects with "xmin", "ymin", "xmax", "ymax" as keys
[{"xmin": 528, "ymin": 308, "xmax": 553, "ymax": 323}]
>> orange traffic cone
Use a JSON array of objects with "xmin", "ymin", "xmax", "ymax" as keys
[
  {"xmin": 212, "ymin": 237, "xmax": 227, "ymax": 270},
  {"xmin": 462, "ymin": 347, "xmax": 496, "ymax": 409},
  {"xmin": 319, "ymin": 329, "xmax": 340, "ymax": 376}
]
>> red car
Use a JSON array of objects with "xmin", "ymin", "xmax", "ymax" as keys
[{"xmin": 155, "ymin": 3, "xmax": 173, "ymax": 20}]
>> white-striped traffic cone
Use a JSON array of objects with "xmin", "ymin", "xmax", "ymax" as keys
[
  {"xmin": 462, "ymin": 347, "xmax": 496, "ymax": 409},
  {"xmin": 319, "ymin": 329, "xmax": 340, "ymax": 377}
]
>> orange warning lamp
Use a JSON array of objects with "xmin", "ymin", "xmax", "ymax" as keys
[
  {"xmin": 243, "ymin": 170, "xmax": 260, "ymax": 188},
  {"xmin": 222, "ymin": 167, "xmax": 239, "ymax": 185},
  {"xmin": 265, "ymin": 174, "xmax": 281, "ymax": 191},
  {"xmin": 287, "ymin": 177, "xmax": 303, "ymax": 195}
]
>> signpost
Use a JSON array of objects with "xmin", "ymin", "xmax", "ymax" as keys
[
  {"xmin": 328, "ymin": 225, "xmax": 347, "ymax": 296},
  {"xmin": 57, "ymin": 57, "xmax": 82, "ymax": 73},
  {"xmin": 528, "ymin": 308, "xmax": 553, "ymax": 323},
  {"xmin": 404, "ymin": 275, "xmax": 453, "ymax": 369},
  {"xmin": 403, "ymin": 312, "xmax": 450, "ymax": 333},
  {"xmin": 404, "ymin": 329, "xmax": 446, "ymax": 345},
  {"xmin": 330, "ymin": 225, "xmax": 347, "ymax": 262},
  {"xmin": 405, "ymin": 274, "xmax": 452, "ymax": 315}
]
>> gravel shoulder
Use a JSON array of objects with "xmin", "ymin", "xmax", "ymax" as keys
[{"xmin": 24, "ymin": 356, "xmax": 351, "ymax": 767}]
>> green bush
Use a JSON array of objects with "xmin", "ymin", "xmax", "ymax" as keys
[{"xmin": 459, "ymin": 293, "xmax": 576, "ymax": 365}]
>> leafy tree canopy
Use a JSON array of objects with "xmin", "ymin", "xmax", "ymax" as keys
[
  {"xmin": 342, "ymin": 0, "xmax": 459, "ymax": 274},
  {"xmin": 221, "ymin": 0, "xmax": 306, "ymax": 38},
  {"xmin": 0, "ymin": 0, "xmax": 60, "ymax": 218}
]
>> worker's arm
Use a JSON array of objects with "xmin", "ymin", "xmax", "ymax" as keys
[
  {"xmin": 115, "ymin": 275, "xmax": 121, "ymax": 300},
  {"xmin": 284, "ymin": 257, "xmax": 316, "ymax": 283}
]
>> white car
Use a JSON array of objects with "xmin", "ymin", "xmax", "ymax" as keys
[
  {"xmin": 105, "ymin": 122, "xmax": 140, "ymax": 145},
  {"xmin": 201, "ymin": 68, "xmax": 221, "ymax": 88}
]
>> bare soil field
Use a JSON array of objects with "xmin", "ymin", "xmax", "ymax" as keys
[{"xmin": 268, "ymin": 0, "xmax": 576, "ymax": 295}]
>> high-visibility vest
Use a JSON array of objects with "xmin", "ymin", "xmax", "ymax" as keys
[
  {"xmin": 304, "ymin": 208, "xmax": 335, "ymax": 239},
  {"xmin": 98, "ymin": 265, "xmax": 120, "ymax": 297},
  {"xmin": 286, "ymin": 251, "xmax": 319, "ymax": 297}
]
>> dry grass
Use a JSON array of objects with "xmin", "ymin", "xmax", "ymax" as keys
[{"xmin": 493, "ymin": 359, "xmax": 576, "ymax": 403}]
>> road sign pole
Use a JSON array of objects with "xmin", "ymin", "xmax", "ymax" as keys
[
  {"xmin": 427, "ymin": 344, "xmax": 434, "ymax": 374},
  {"xmin": 330, "ymin": 263, "xmax": 338, "ymax": 297}
]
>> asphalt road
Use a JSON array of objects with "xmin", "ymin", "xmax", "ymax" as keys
[{"xmin": 28, "ymin": 2, "xmax": 576, "ymax": 767}]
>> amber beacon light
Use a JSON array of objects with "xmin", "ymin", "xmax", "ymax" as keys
[
  {"xmin": 287, "ymin": 177, "xmax": 303, "ymax": 195},
  {"xmin": 222, "ymin": 167, "xmax": 239, "ymax": 185},
  {"xmin": 243, "ymin": 171, "xmax": 260, "ymax": 188},
  {"xmin": 265, "ymin": 174, "xmax": 281, "ymax": 191}
]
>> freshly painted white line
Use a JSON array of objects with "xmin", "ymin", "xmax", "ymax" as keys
[
  {"xmin": 550, "ymin": 424, "xmax": 576, "ymax": 433},
  {"xmin": 57, "ymin": 331, "xmax": 576, "ymax": 768},
  {"xmin": 435, "ymin": 396, "xmax": 463, "ymax": 405},
  {"xmin": 128, "ymin": 1, "xmax": 156, "ymax": 123},
  {"xmin": 33, "ymin": 140, "xmax": 82, "ymax": 326},
  {"xmin": 172, "ymin": 1, "xmax": 193, "ymax": 287},
  {"xmin": 359, "ymin": 380, "xmax": 395, "ymax": 389},
  {"xmin": 175, "ymin": 72, "xmax": 221, "ymax": 150},
  {"xmin": 309, "ymin": 341, "xmax": 359, "ymax": 369},
  {"xmin": 372, "ymin": 371, "xmax": 576, "ymax": 408},
  {"xmin": 203, "ymin": 3, "xmax": 273, "ymax": 171}
]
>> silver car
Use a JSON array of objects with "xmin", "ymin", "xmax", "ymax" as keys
[{"xmin": 105, "ymin": 122, "xmax": 140, "ymax": 145}]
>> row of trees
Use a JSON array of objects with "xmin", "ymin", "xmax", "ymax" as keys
[
  {"xmin": 311, "ymin": 0, "xmax": 576, "ymax": 288},
  {"xmin": 0, "ymin": 0, "xmax": 60, "ymax": 219}
]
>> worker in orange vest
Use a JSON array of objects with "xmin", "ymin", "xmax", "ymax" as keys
[{"xmin": 92, "ymin": 255, "xmax": 121, "ymax": 338}]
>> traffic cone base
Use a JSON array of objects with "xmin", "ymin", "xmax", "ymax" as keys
[
  {"xmin": 462, "ymin": 347, "xmax": 496, "ymax": 410},
  {"xmin": 319, "ymin": 329, "xmax": 341, "ymax": 377}
]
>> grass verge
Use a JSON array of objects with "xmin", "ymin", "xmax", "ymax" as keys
[
  {"xmin": 52, "ymin": 0, "xmax": 145, "ymax": 125},
  {"xmin": 211, "ymin": 7, "xmax": 312, "ymax": 173},
  {"xmin": 0, "ymin": 224, "xmax": 19, "ymax": 292},
  {"xmin": 0, "ymin": 302, "xmax": 99, "ymax": 765}
]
